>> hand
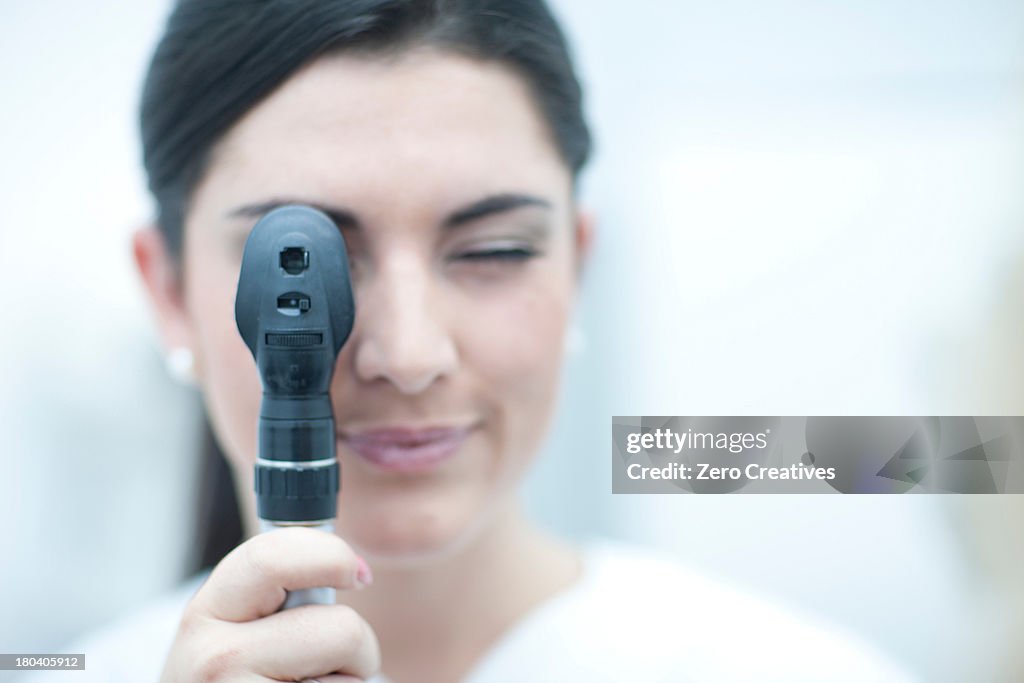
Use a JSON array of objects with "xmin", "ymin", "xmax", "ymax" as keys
[{"xmin": 159, "ymin": 526, "xmax": 379, "ymax": 682}]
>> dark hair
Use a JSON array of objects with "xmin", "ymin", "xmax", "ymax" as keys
[
  {"xmin": 141, "ymin": 0, "xmax": 592, "ymax": 262},
  {"xmin": 140, "ymin": 0, "xmax": 592, "ymax": 574},
  {"xmin": 187, "ymin": 414, "xmax": 243, "ymax": 573}
]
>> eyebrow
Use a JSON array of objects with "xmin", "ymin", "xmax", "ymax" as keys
[{"xmin": 226, "ymin": 193, "xmax": 552, "ymax": 231}]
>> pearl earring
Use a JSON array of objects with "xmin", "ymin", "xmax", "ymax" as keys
[{"xmin": 165, "ymin": 347, "xmax": 197, "ymax": 385}]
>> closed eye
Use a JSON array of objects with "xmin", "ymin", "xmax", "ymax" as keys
[{"xmin": 454, "ymin": 247, "xmax": 539, "ymax": 262}]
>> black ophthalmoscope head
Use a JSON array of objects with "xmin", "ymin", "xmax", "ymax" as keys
[{"xmin": 234, "ymin": 204, "xmax": 355, "ymax": 523}]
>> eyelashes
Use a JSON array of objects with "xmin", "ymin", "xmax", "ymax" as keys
[{"xmin": 453, "ymin": 246, "xmax": 539, "ymax": 263}]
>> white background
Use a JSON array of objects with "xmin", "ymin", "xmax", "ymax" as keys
[{"xmin": 1, "ymin": 1, "xmax": 1023, "ymax": 681}]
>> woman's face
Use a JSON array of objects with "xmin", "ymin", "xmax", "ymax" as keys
[{"xmin": 155, "ymin": 49, "xmax": 589, "ymax": 561}]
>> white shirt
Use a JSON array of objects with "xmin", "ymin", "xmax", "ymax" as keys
[{"xmin": 19, "ymin": 539, "xmax": 915, "ymax": 682}]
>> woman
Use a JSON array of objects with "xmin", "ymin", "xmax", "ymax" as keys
[{"xmin": 27, "ymin": 1, "xmax": 914, "ymax": 681}]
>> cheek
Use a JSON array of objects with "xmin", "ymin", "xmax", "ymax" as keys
[
  {"xmin": 185, "ymin": 246, "xmax": 262, "ymax": 469},
  {"xmin": 479, "ymin": 291, "xmax": 567, "ymax": 392},
  {"xmin": 459, "ymin": 265, "xmax": 572, "ymax": 455}
]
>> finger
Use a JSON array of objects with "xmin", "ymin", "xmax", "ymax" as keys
[
  {"xmin": 241, "ymin": 604, "xmax": 381, "ymax": 681},
  {"xmin": 191, "ymin": 527, "xmax": 365, "ymax": 621}
]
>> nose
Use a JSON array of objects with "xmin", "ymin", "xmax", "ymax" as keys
[{"xmin": 349, "ymin": 250, "xmax": 458, "ymax": 394}]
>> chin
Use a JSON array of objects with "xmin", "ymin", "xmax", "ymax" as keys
[{"xmin": 339, "ymin": 487, "xmax": 493, "ymax": 565}]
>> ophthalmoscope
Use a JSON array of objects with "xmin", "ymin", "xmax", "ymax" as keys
[{"xmin": 235, "ymin": 204, "xmax": 355, "ymax": 608}]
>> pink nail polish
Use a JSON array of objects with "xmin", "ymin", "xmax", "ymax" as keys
[{"xmin": 355, "ymin": 556, "xmax": 373, "ymax": 588}]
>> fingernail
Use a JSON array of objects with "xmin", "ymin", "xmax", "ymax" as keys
[{"xmin": 355, "ymin": 555, "xmax": 373, "ymax": 589}]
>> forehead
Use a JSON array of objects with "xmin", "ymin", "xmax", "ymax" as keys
[{"xmin": 205, "ymin": 48, "xmax": 570, "ymax": 211}]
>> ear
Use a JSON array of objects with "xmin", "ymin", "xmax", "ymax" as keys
[
  {"xmin": 131, "ymin": 226, "xmax": 198, "ymax": 366},
  {"xmin": 572, "ymin": 205, "xmax": 596, "ymax": 283}
]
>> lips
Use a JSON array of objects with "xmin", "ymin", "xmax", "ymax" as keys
[{"xmin": 339, "ymin": 425, "xmax": 473, "ymax": 472}]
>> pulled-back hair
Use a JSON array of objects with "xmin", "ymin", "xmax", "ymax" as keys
[{"xmin": 140, "ymin": 0, "xmax": 591, "ymax": 261}]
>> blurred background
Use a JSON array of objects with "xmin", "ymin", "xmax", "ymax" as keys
[{"xmin": 1, "ymin": 0, "xmax": 1023, "ymax": 681}]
